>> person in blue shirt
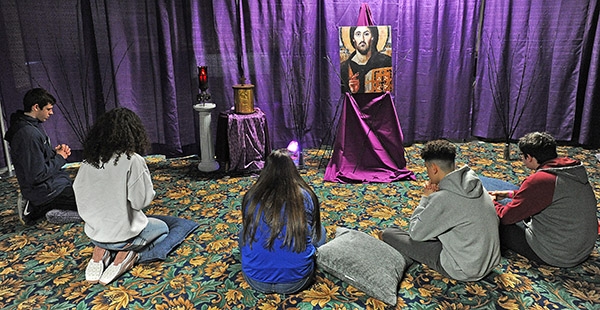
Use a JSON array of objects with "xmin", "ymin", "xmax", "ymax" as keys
[{"xmin": 240, "ymin": 149, "xmax": 326, "ymax": 294}]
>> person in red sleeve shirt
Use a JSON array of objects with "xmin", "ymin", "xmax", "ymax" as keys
[{"xmin": 489, "ymin": 132, "xmax": 597, "ymax": 267}]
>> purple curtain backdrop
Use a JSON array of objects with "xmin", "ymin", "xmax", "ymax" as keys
[
  {"xmin": 388, "ymin": 0, "xmax": 481, "ymax": 142},
  {"xmin": 1, "ymin": 0, "xmax": 598, "ymax": 169},
  {"xmin": 473, "ymin": 0, "xmax": 599, "ymax": 145}
]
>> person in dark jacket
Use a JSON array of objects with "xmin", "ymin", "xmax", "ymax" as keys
[
  {"xmin": 4, "ymin": 88, "xmax": 79, "ymax": 224},
  {"xmin": 490, "ymin": 132, "xmax": 597, "ymax": 267}
]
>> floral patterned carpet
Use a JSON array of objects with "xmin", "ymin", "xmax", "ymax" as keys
[{"xmin": 0, "ymin": 141, "xmax": 599, "ymax": 309}]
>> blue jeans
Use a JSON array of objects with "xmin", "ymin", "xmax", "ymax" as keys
[
  {"xmin": 479, "ymin": 176, "xmax": 519, "ymax": 204},
  {"xmin": 93, "ymin": 217, "xmax": 169, "ymax": 255},
  {"xmin": 479, "ymin": 176, "xmax": 519, "ymax": 191},
  {"xmin": 243, "ymin": 269, "xmax": 316, "ymax": 294},
  {"xmin": 243, "ymin": 224, "xmax": 327, "ymax": 294}
]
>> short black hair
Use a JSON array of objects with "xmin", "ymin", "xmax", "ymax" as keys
[
  {"xmin": 518, "ymin": 132, "xmax": 557, "ymax": 164},
  {"xmin": 23, "ymin": 88, "xmax": 56, "ymax": 112}
]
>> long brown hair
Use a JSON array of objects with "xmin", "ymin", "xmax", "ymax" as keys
[{"xmin": 241, "ymin": 149, "xmax": 322, "ymax": 253}]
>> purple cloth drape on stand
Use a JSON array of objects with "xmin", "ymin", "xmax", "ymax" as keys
[
  {"xmin": 324, "ymin": 92, "xmax": 415, "ymax": 183},
  {"xmin": 225, "ymin": 108, "xmax": 271, "ymax": 172},
  {"xmin": 357, "ymin": 3, "xmax": 375, "ymax": 26}
]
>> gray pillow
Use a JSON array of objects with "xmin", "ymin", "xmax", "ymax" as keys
[{"xmin": 316, "ymin": 227, "xmax": 407, "ymax": 306}]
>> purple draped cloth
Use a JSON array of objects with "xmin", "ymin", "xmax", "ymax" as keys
[
  {"xmin": 324, "ymin": 92, "xmax": 415, "ymax": 183},
  {"xmin": 217, "ymin": 108, "xmax": 271, "ymax": 172},
  {"xmin": 356, "ymin": 3, "xmax": 375, "ymax": 26}
]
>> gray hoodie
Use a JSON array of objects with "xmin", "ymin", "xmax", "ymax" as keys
[{"xmin": 410, "ymin": 165, "xmax": 501, "ymax": 281}]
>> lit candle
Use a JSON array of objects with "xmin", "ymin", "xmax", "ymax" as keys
[{"xmin": 198, "ymin": 66, "xmax": 208, "ymax": 90}]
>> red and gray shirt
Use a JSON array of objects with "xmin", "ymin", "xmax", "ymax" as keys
[{"xmin": 495, "ymin": 157, "xmax": 597, "ymax": 267}]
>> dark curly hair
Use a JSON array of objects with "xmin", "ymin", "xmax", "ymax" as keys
[{"xmin": 82, "ymin": 107, "xmax": 150, "ymax": 168}]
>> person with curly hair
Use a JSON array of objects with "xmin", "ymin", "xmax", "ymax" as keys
[
  {"xmin": 73, "ymin": 107, "xmax": 169, "ymax": 285},
  {"xmin": 240, "ymin": 149, "xmax": 326, "ymax": 294}
]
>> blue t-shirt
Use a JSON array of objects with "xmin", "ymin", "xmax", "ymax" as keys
[{"xmin": 240, "ymin": 190, "xmax": 316, "ymax": 283}]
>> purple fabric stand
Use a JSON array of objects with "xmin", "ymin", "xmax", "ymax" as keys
[
  {"xmin": 216, "ymin": 108, "xmax": 271, "ymax": 172},
  {"xmin": 324, "ymin": 92, "xmax": 415, "ymax": 183},
  {"xmin": 356, "ymin": 3, "xmax": 375, "ymax": 26}
]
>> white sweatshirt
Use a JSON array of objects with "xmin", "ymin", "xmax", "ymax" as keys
[{"xmin": 74, "ymin": 153, "xmax": 155, "ymax": 243}]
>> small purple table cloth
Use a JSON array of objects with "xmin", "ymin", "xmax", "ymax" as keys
[
  {"xmin": 324, "ymin": 92, "xmax": 415, "ymax": 183},
  {"xmin": 216, "ymin": 108, "xmax": 271, "ymax": 172}
]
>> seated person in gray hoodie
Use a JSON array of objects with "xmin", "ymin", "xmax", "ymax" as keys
[{"xmin": 382, "ymin": 139, "xmax": 501, "ymax": 281}]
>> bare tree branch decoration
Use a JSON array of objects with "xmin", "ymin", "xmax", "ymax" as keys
[
  {"xmin": 485, "ymin": 32, "xmax": 545, "ymax": 159},
  {"xmin": 278, "ymin": 30, "xmax": 317, "ymax": 168},
  {"xmin": 27, "ymin": 37, "xmax": 133, "ymax": 145}
]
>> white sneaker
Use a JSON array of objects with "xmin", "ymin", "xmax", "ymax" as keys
[
  {"xmin": 99, "ymin": 251, "xmax": 138, "ymax": 285},
  {"xmin": 85, "ymin": 247, "xmax": 111, "ymax": 283},
  {"xmin": 16, "ymin": 193, "xmax": 30, "ymax": 225}
]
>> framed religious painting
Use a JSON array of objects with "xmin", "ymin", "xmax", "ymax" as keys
[{"xmin": 339, "ymin": 25, "xmax": 392, "ymax": 94}]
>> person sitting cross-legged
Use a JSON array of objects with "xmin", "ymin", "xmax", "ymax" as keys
[
  {"xmin": 382, "ymin": 139, "xmax": 501, "ymax": 281},
  {"xmin": 488, "ymin": 132, "xmax": 597, "ymax": 267},
  {"xmin": 239, "ymin": 149, "xmax": 326, "ymax": 294}
]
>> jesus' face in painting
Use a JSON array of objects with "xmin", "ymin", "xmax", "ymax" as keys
[{"xmin": 353, "ymin": 26, "xmax": 374, "ymax": 56}]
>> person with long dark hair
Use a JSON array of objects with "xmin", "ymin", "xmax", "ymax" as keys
[
  {"xmin": 240, "ymin": 149, "xmax": 326, "ymax": 294},
  {"xmin": 74, "ymin": 107, "xmax": 169, "ymax": 285}
]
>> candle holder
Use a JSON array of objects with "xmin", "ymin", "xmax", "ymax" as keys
[
  {"xmin": 197, "ymin": 90, "xmax": 211, "ymax": 105},
  {"xmin": 197, "ymin": 66, "xmax": 211, "ymax": 105},
  {"xmin": 193, "ymin": 65, "xmax": 219, "ymax": 172}
]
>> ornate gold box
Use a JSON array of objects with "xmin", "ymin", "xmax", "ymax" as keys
[{"xmin": 233, "ymin": 84, "xmax": 255, "ymax": 114}]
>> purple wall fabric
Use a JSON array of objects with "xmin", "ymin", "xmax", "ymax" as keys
[
  {"xmin": 473, "ymin": 0, "xmax": 599, "ymax": 144},
  {"xmin": 388, "ymin": 0, "xmax": 481, "ymax": 143},
  {"xmin": 573, "ymin": 0, "xmax": 600, "ymax": 146},
  {"xmin": 0, "ymin": 0, "xmax": 598, "ymax": 169}
]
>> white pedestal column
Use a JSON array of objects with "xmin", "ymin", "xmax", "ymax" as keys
[{"xmin": 193, "ymin": 103, "xmax": 220, "ymax": 172}]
